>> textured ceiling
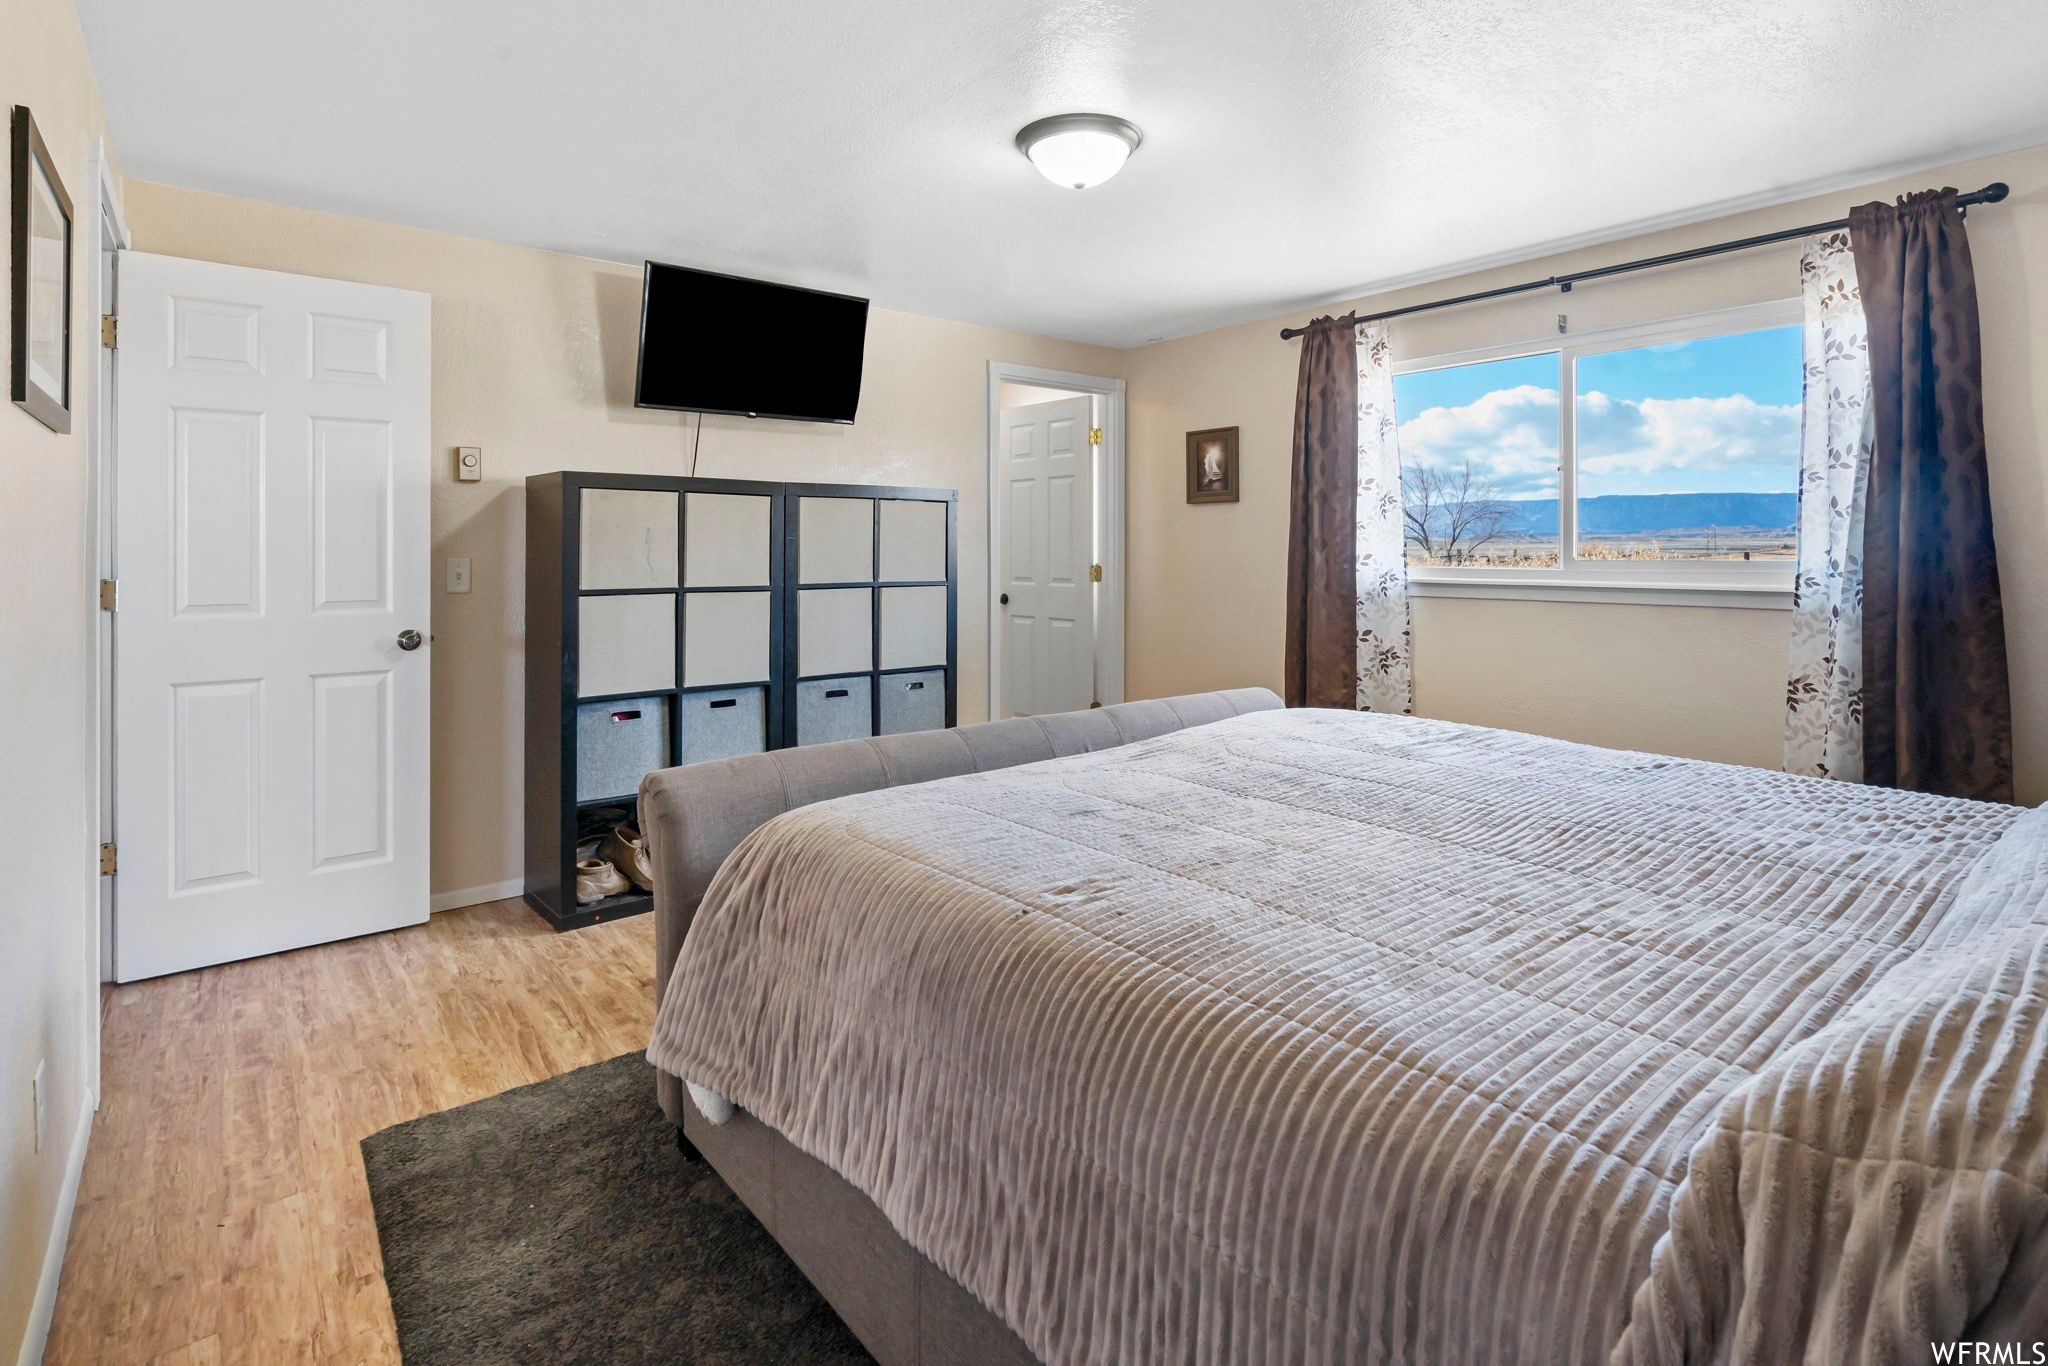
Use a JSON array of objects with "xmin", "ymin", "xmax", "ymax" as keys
[{"xmin": 78, "ymin": 0, "xmax": 2048, "ymax": 347}]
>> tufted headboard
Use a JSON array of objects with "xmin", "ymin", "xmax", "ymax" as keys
[{"xmin": 638, "ymin": 687, "xmax": 1283, "ymax": 1120}]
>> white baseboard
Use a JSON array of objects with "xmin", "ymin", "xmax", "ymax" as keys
[
  {"xmin": 16, "ymin": 1091, "xmax": 94, "ymax": 1366},
  {"xmin": 429, "ymin": 878, "xmax": 525, "ymax": 915}
]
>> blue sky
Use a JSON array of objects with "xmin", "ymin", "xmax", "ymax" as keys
[
  {"xmin": 1397, "ymin": 351, "xmax": 1558, "ymax": 415},
  {"xmin": 1393, "ymin": 324, "xmax": 1802, "ymax": 500}
]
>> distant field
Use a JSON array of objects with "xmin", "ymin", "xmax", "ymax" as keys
[{"xmin": 1407, "ymin": 527, "xmax": 1796, "ymax": 568}]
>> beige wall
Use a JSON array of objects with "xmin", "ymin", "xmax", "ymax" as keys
[
  {"xmin": 123, "ymin": 180, "xmax": 1124, "ymax": 901},
  {"xmin": 0, "ymin": 0, "xmax": 112, "ymax": 1356},
  {"xmin": 1124, "ymin": 142, "xmax": 2048, "ymax": 802},
  {"xmin": 999, "ymin": 380, "xmax": 1088, "ymax": 407}
]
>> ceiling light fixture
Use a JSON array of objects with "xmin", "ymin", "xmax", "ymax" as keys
[{"xmin": 1015, "ymin": 113, "xmax": 1142, "ymax": 190}]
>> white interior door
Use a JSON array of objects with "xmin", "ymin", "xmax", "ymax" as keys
[
  {"xmin": 113, "ymin": 251, "xmax": 431, "ymax": 981},
  {"xmin": 997, "ymin": 395, "xmax": 1095, "ymax": 717}
]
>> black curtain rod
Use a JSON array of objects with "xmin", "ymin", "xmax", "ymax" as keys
[{"xmin": 1277, "ymin": 182, "xmax": 2010, "ymax": 340}]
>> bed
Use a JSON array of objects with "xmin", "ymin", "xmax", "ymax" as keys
[{"xmin": 642, "ymin": 693, "xmax": 2048, "ymax": 1364}]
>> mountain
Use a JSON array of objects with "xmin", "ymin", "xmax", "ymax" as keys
[{"xmin": 1489, "ymin": 491, "xmax": 1797, "ymax": 536}]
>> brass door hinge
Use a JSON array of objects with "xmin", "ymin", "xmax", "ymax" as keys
[
  {"xmin": 1089, "ymin": 427, "xmax": 1103, "ymax": 446},
  {"xmin": 101, "ymin": 314, "xmax": 117, "ymax": 349},
  {"xmin": 98, "ymin": 579, "xmax": 118, "ymax": 611},
  {"xmin": 99, "ymin": 843, "xmax": 117, "ymax": 876},
  {"xmin": 1088, "ymin": 563, "xmax": 1104, "ymax": 583}
]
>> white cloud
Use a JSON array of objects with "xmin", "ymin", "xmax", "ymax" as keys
[
  {"xmin": 1395, "ymin": 385, "xmax": 1561, "ymax": 497},
  {"xmin": 1575, "ymin": 391, "xmax": 1798, "ymax": 482},
  {"xmin": 1397, "ymin": 386, "xmax": 1798, "ymax": 497}
]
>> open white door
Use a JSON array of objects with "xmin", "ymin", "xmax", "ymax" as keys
[
  {"xmin": 113, "ymin": 251, "xmax": 431, "ymax": 981},
  {"xmin": 997, "ymin": 395, "xmax": 1095, "ymax": 717}
]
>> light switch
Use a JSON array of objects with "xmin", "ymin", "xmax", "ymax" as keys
[
  {"xmin": 446, "ymin": 557, "xmax": 472, "ymax": 593},
  {"xmin": 455, "ymin": 446, "xmax": 483, "ymax": 482}
]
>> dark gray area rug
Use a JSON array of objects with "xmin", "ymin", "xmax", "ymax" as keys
[{"xmin": 362, "ymin": 1053, "xmax": 872, "ymax": 1365}]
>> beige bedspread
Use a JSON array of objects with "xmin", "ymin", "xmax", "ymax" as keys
[{"xmin": 647, "ymin": 708, "xmax": 2048, "ymax": 1363}]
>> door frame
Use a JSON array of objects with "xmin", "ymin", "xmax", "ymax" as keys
[
  {"xmin": 86, "ymin": 140, "xmax": 128, "ymax": 1071},
  {"xmin": 984, "ymin": 361, "xmax": 1126, "ymax": 720}
]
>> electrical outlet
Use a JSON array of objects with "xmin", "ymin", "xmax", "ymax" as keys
[
  {"xmin": 32, "ymin": 1059, "xmax": 45, "ymax": 1153},
  {"xmin": 446, "ymin": 557, "xmax": 472, "ymax": 594}
]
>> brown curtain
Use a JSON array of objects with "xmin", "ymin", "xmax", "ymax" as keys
[
  {"xmin": 1283, "ymin": 314, "xmax": 1359, "ymax": 709},
  {"xmin": 1850, "ymin": 189, "xmax": 2012, "ymax": 802}
]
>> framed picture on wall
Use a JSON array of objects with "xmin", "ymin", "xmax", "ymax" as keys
[
  {"xmin": 11, "ymin": 105, "xmax": 72, "ymax": 434},
  {"xmin": 1185, "ymin": 426, "xmax": 1238, "ymax": 504}
]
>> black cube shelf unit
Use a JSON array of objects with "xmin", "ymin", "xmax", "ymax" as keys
[{"xmin": 524, "ymin": 471, "xmax": 958, "ymax": 930}]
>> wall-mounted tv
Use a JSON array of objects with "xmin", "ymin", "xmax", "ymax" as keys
[{"xmin": 634, "ymin": 261, "xmax": 869, "ymax": 424}]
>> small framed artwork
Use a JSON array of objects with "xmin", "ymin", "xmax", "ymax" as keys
[
  {"xmin": 12, "ymin": 105, "xmax": 73, "ymax": 434},
  {"xmin": 1185, "ymin": 426, "xmax": 1239, "ymax": 504}
]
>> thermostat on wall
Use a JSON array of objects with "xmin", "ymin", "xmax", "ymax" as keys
[{"xmin": 455, "ymin": 446, "xmax": 483, "ymax": 482}]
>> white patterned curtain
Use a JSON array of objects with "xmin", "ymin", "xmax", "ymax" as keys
[
  {"xmin": 1354, "ymin": 320, "xmax": 1413, "ymax": 713},
  {"xmin": 1784, "ymin": 230, "xmax": 1871, "ymax": 781}
]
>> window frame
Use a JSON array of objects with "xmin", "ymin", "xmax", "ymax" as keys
[{"xmin": 1395, "ymin": 298, "xmax": 1803, "ymax": 610}]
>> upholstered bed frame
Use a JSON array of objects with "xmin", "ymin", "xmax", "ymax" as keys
[{"xmin": 638, "ymin": 688, "xmax": 1284, "ymax": 1365}]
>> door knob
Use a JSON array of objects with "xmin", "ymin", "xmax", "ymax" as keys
[
  {"xmin": 999, "ymin": 593, "xmax": 1009, "ymax": 605},
  {"xmin": 397, "ymin": 629, "xmax": 424, "ymax": 651}
]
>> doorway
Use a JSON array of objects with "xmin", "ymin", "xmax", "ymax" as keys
[{"xmin": 985, "ymin": 363, "xmax": 1125, "ymax": 720}]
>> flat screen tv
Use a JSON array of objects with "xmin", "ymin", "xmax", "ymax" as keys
[{"xmin": 635, "ymin": 261, "xmax": 869, "ymax": 424}]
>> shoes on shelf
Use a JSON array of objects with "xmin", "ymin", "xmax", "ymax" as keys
[
  {"xmin": 574, "ymin": 858, "xmax": 630, "ymax": 905},
  {"xmin": 600, "ymin": 824, "xmax": 656, "ymax": 892},
  {"xmin": 576, "ymin": 805, "xmax": 629, "ymax": 843}
]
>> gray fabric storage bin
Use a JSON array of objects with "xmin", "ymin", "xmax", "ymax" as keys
[
  {"xmin": 796, "ymin": 675, "xmax": 873, "ymax": 746},
  {"xmin": 675, "ymin": 686, "xmax": 769, "ymax": 766},
  {"xmin": 576, "ymin": 696, "xmax": 671, "ymax": 802},
  {"xmin": 878, "ymin": 670, "xmax": 946, "ymax": 736}
]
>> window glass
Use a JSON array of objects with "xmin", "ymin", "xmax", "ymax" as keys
[
  {"xmin": 1394, "ymin": 353, "xmax": 1560, "ymax": 567},
  {"xmin": 1572, "ymin": 325, "xmax": 1801, "ymax": 562}
]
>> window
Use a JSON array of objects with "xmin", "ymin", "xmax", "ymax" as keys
[
  {"xmin": 1392, "ymin": 301, "xmax": 1802, "ymax": 597},
  {"xmin": 1397, "ymin": 352, "xmax": 1561, "ymax": 567}
]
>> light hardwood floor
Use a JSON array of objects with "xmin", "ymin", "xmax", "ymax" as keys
[{"xmin": 42, "ymin": 899, "xmax": 657, "ymax": 1366}]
